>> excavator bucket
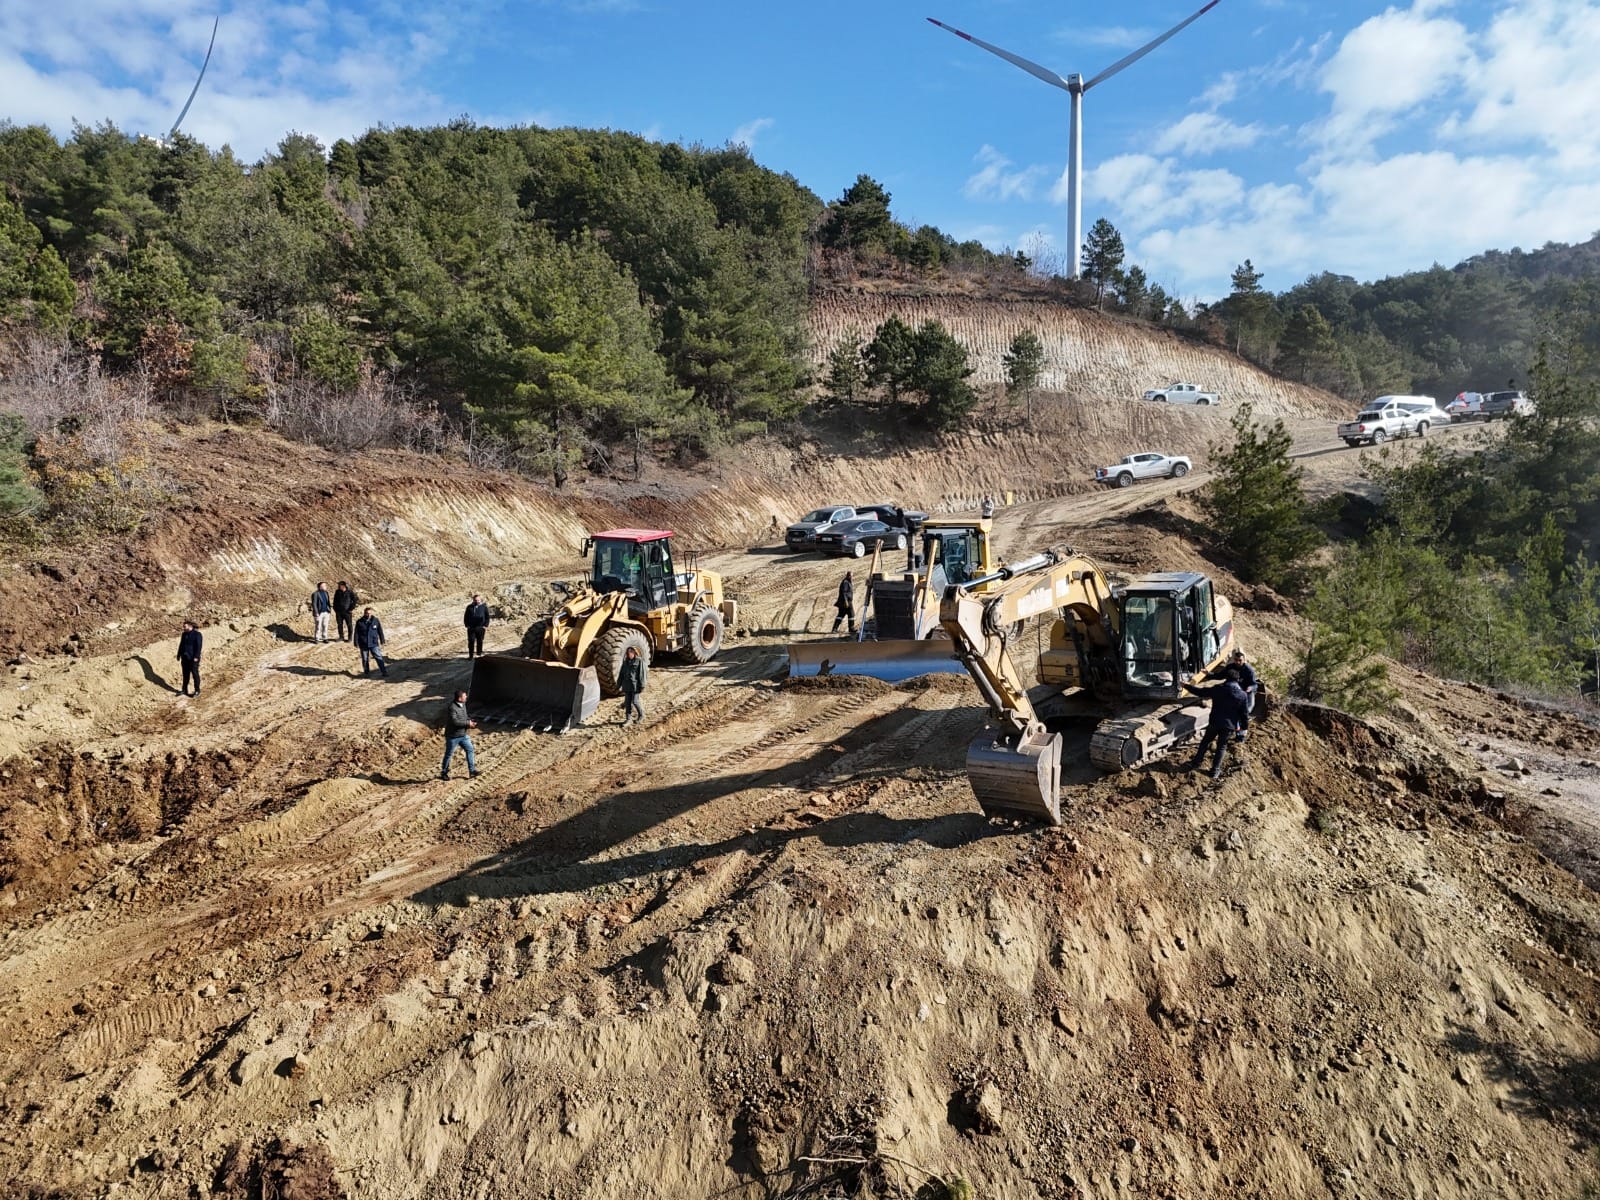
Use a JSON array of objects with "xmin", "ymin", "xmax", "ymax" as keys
[
  {"xmin": 966, "ymin": 726, "xmax": 1064, "ymax": 825},
  {"xmin": 785, "ymin": 637, "xmax": 962, "ymax": 683},
  {"xmin": 470, "ymin": 654, "xmax": 600, "ymax": 732}
]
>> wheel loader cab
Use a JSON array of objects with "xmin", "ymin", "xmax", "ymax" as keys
[
  {"xmin": 1118, "ymin": 573, "xmax": 1220, "ymax": 698},
  {"xmin": 590, "ymin": 531, "xmax": 674, "ymax": 613},
  {"xmin": 922, "ymin": 522, "xmax": 994, "ymax": 595}
]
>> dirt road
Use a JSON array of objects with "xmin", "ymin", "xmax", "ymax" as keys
[{"xmin": 0, "ymin": 416, "xmax": 1596, "ymax": 1200}]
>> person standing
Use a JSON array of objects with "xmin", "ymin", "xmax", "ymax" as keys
[
  {"xmin": 177, "ymin": 620, "xmax": 203, "ymax": 697},
  {"xmin": 619, "ymin": 644, "xmax": 648, "ymax": 725},
  {"xmin": 354, "ymin": 607, "xmax": 388, "ymax": 678},
  {"xmin": 464, "ymin": 594, "xmax": 490, "ymax": 659},
  {"xmin": 440, "ymin": 689, "xmax": 480, "ymax": 780},
  {"xmin": 981, "ymin": 494, "xmax": 996, "ymax": 519},
  {"xmin": 832, "ymin": 572, "xmax": 855, "ymax": 634},
  {"xmin": 333, "ymin": 581, "xmax": 359, "ymax": 643},
  {"xmin": 1220, "ymin": 649, "xmax": 1258, "ymax": 741},
  {"xmin": 310, "ymin": 582, "xmax": 332, "ymax": 643},
  {"xmin": 1181, "ymin": 668, "xmax": 1250, "ymax": 779}
]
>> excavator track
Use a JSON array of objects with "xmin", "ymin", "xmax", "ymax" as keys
[{"xmin": 1088, "ymin": 700, "xmax": 1209, "ymax": 772}]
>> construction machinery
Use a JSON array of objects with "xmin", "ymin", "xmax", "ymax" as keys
[
  {"xmin": 785, "ymin": 518, "xmax": 999, "ymax": 682},
  {"xmin": 471, "ymin": 529, "xmax": 737, "ymax": 730},
  {"xmin": 943, "ymin": 548, "xmax": 1235, "ymax": 824}
]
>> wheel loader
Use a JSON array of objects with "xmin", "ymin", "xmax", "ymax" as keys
[
  {"xmin": 785, "ymin": 518, "xmax": 999, "ymax": 682},
  {"xmin": 938, "ymin": 548, "xmax": 1237, "ymax": 824},
  {"xmin": 471, "ymin": 529, "xmax": 737, "ymax": 730}
]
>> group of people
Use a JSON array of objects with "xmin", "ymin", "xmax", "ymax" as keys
[
  {"xmin": 1182, "ymin": 649, "xmax": 1259, "ymax": 779},
  {"xmin": 308, "ymin": 581, "xmax": 391, "ymax": 676}
]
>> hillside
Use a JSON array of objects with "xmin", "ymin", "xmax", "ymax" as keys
[
  {"xmin": 809, "ymin": 289, "xmax": 1346, "ymax": 419},
  {"xmin": 0, "ymin": 404, "xmax": 1597, "ymax": 1199}
]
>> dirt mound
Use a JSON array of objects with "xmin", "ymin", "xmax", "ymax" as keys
[
  {"xmin": 782, "ymin": 673, "xmax": 893, "ymax": 695},
  {"xmin": 214, "ymin": 1137, "xmax": 347, "ymax": 1200}
]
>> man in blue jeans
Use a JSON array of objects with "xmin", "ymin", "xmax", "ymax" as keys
[
  {"xmin": 354, "ymin": 607, "xmax": 387, "ymax": 677},
  {"xmin": 441, "ymin": 689, "xmax": 480, "ymax": 780}
]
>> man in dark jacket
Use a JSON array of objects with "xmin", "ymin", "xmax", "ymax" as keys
[
  {"xmin": 440, "ymin": 689, "xmax": 480, "ymax": 779},
  {"xmin": 831, "ymin": 572, "xmax": 855, "ymax": 634},
  {"xmin": 464, "ymin": 594, "xmax": 490, "ymax": 658},
  {"xmin": 177, "ymin": 620, "xmax": 202, "ymax": 696},
  {"xmin": 1182, "ymin": 668, "xmax": 1250, "ymax": 779},
  {"xmin": 354, "ymin": 607, "xmax": 387, "ymax": 677},
  {"xmin": 310, "ymin": 582, "xmax": 332, "ymax": 643},
  {"xmin": 619, "ymin": 644, "xmax": 647, "ymax": 725},
  {"xmin": 1221, "ymin": 649, "xmax": 1258, "ymax": 741},
  {"xmin": 333, "ymin": 581, "xmax": 359, "ymax": 643}
]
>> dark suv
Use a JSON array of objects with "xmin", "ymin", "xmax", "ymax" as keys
[
  {"xmin": 1481, "ymin": 390, "xmax": 1531, "ymax": 419},
  {"xmin": 853, "ymin": 503, "xmax": 927, "ymax": 530}
]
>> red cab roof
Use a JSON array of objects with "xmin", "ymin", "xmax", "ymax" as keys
[{"xmin": 593, "ymin": 528, "xmax": 673, "ymax": 542}]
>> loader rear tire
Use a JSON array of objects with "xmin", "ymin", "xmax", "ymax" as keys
[
  {"xmin": 680, "ymin": 605, "xmax": 724, "ymax": 664},
  {"xmin": 520, "ymin": 620, "xmax": 551, "ymax": 659},
  {"xmin": 593, "ymin": 626, "xmax": 652, "ymax": 697}
]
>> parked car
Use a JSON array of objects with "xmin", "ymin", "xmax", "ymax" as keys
[
  {"xmin": 785, "ymin": 505, "xmax": 856, "ymax": 552},
  {"xmin": 1393, "ymin": 398, "xmax": 1452, "ymax": 426},
  {"xmin": 1337, "ymin": 401, "xmax": 1428, "ymax": 446},
  {"xmin": 1481, "ymin": 390, "xmax": 1533, "ymax": 419},
  {"xmin": 1143, "ymin": 382, "xmax": 1220, "ymax": 405},
  {"xmin": 854, "ymin": 502, "xmax": 929, "ymax": 530},
  {"xmin": 1093, "ymin": 452, "xmax": 1192, "ymax": 488},
  {"xmin": 812, "ymin": 517, "xmax": 909, "ymax": 558},
  {"xmin": 1446, "ymin": 392, "xmax": 1485, "ymax": 419}
]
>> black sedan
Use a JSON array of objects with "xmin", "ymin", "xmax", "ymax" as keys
[{"xmin": 812, "ymin": 518, "xmax": 909, "ymax": 558}]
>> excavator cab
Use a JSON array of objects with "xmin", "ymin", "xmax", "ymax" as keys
[{"xmin": 1117, "ymin": 574, "xmax": 1224, "ymax": 699}]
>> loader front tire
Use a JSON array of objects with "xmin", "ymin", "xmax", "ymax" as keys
[
  {"xmin": 520, "ymin": 620, "xmax": 551, "ymax": 659},
  {"xmin": 593, "ymin": 626, "xmax": 652, "ymax": 697},
  {"xmin": 680, "ymin": 605, "xmax": 725, "ymax": 664}
]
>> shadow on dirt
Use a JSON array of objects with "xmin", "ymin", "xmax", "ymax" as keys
[
  {"xmin": 133, "ymin": 655, "xmax": 179, "ymax": 694},
  {"xmin": 265, "ymin": 622, "xmax": 308, "ymax": 642},
  {"xmin": 1447, "ymin": 1023, "xmax": 1600, "ymax": 1141}
]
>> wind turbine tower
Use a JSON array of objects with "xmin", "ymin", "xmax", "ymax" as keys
[{"xmin": 928, "ymin": 3, "xmax": 1221, "ymax": 279}]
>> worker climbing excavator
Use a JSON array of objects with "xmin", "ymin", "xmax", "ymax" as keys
[
  {"xmin": 943, "ymin": 547, "xmax": 1236, "ymax": 824},
  {"xmin": 785, "ymin": 518, "xmax": 999, "ymax": 681}
]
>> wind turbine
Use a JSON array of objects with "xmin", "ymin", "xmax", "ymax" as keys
[
  {"xmin": 166, "ymin": 16, "xmax": 220, "ymax": 143},
  {"xmin": 928, "ymin": 3, "xmax": 1221, "ymax": 280}
]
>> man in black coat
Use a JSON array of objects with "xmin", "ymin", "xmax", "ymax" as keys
[
  {"xmin": 333, "ymin": 581, "xmax": 359, "ymax": 643},
  {"xmin": 831, "ymin": 572, "xmax": 855, "ymax": 634},
  {"xmin": 1222, "ymin": 649, "xmax": 1258, "ymax": 741},
  {"xmin": 354, "ymin": 607, "xmax": 388, "ymax": 677},
  {"xmin": 1182, "ymin": 668, "xmax": 1250, "ymax": 779},
  {"xmin": 464, "ymin": 594, "xmax": 490, "ymax": 658},
  {"xmin": 177, "ymin": 620, "xmax": 203, "ymax": 697}
]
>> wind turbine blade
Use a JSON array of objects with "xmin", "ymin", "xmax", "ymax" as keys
[
  {"xmin": 927, "ymin": 17, "xmax": 1073, "ymax": 92},
  {"xmin": 1082, "ymin": 0, "xmax": 1219, "ymax": 90},
  {"xmin": 167, "ymin": 16, "xmax": 220, "ymax": 141}
]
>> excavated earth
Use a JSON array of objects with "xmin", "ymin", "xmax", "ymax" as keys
[{"xmin": 0, "ymin": 390, "xmax": 1595, "ymax": 1200}]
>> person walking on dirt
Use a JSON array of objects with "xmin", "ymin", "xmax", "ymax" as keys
[
  {"xmin": 310, "ymin": 582, "xmax": 332, "ymax": 643},
  {"xmin": 177, "ymin": 620, "xmax": 202, "ymax": 697},
  {"xmin": 832, "ymin": 572, "xmax": 856, "ymax": 635},
  {"xmin": 464, "ymin": 594, "xmax": 490, "ymax": 658},
  {"xmin": 619, "ymin": 645, "xmax": 647, "ymax": 725},
  {"xmin": 354, "ymin": 607, "xmax": 388, "ymax": 678},
  {"xmin": 1181, "ymin": 668, "xmax": 1250, "ymax": 779},
  {"xmin": 333, "ymin": 581, "xmax": 359, "ymax": 643},
  {"xmin": 440, "ymin": 689, "xmax": 480, "ymax": 779}
]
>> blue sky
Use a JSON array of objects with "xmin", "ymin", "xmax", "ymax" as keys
[{"xmin": 5, "ymin": 0, "xmax": 1600, "ymax": 300}]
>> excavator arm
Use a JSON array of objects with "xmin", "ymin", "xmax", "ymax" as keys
[{"xmin": 940, "ymin": 549, "xmax": 1118, "ymax": 825}]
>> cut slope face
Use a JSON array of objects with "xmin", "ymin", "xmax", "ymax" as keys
[{"xmin": 810, "ymin": 291, "xmax": 1346, "ymax": 419}]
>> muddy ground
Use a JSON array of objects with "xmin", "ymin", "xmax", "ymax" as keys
[{"xmin": 0, "ymin": 399, "xmax": 1593, "ymax": 1200}]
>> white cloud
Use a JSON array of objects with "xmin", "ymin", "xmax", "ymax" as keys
[
  {"xmin": 962, "ymin": 145, "xmax": 1051, "ymax": 203},
  {"xmin": 1151, "ymin": 112, "xmax": 1265, "ymax": 156},
  {"xmin": 731, "ymin": 117, "xmax": 774, "ymax": 150},
  {"xmin": 1056, "ymin": 25, "xmax": 1154, "ymax": 51},
  {"xmin": 1315, "ymin": 3, "xmax": 1472, "ymax": 153},
  {"xmin": 1075, "ymin": 154, "xmax": 1247, "ymax": 230}
]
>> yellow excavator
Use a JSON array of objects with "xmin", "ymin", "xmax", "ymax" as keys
[
  {"xmin": 785, "ymin": 518, "xmax": 998, "ymax": 681},
  {"xmin": 943, "ymin": 548, "xmax": 1236, "ymax": 823},
  {"xmin": 472, "ymin": 528, "xmax": 737, "ymax": 730}
]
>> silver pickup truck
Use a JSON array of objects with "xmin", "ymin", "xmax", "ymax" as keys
[{"xmin": 1338, "ymin": 402, "xmax": 1426, "ymax": 447}]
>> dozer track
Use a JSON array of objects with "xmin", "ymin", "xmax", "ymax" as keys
[{"xmin": 1088, "ymin": 699, "xmax": 1209, "ymax": 771}]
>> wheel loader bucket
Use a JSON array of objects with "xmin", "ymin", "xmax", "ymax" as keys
[
  {"xmin": 966, "ymin": 726, "xmax": 1063, "ymax": 825},
  {"xmin": 785, "ymin": 637, "xmax": 962, "ymax": 683},
  {"xmin": 469, "ymin": 654, "xmax": 600, "ymax": 732}
]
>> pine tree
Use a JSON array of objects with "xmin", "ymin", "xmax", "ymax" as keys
[
  {"xmin": 1080, "ymin": 218, "xmax": 1124, "ymax": 309},
  {"xmin": 1002, "ymin": 330, "xmax": 1045, "ymax": 424}
]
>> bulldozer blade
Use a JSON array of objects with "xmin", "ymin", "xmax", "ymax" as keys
[
  {"xmin": 469, "ymin": 655, "xmax": 600, "ymax": 732},
  {"xmin": 785, "ymin": 637, "xmax": 961, "ymax": 683},
  {"xmin": 966, "ymin": 726, "xmax": 1063, "ymax": 825}
]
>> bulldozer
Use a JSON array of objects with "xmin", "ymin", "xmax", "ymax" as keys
[
  {"xmin": 785, "ymin": 518, "xmax": 999, "ymax": 682},
  {"xmin": 471, "ymin": 528, "xmax": 737, "ymax": 730},
  {"xmin": 940, "ymin": 548, "xmax": 1236, "ymax": 824}
]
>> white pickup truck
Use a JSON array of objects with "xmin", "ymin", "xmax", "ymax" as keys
[
  {"xmin": 1337, "ymin": 401, "xmax": 1427, "ymax": 447},
  {"xmin": 1143, "ymin": 381, "xmax": 1219, "ymax": 405}
]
